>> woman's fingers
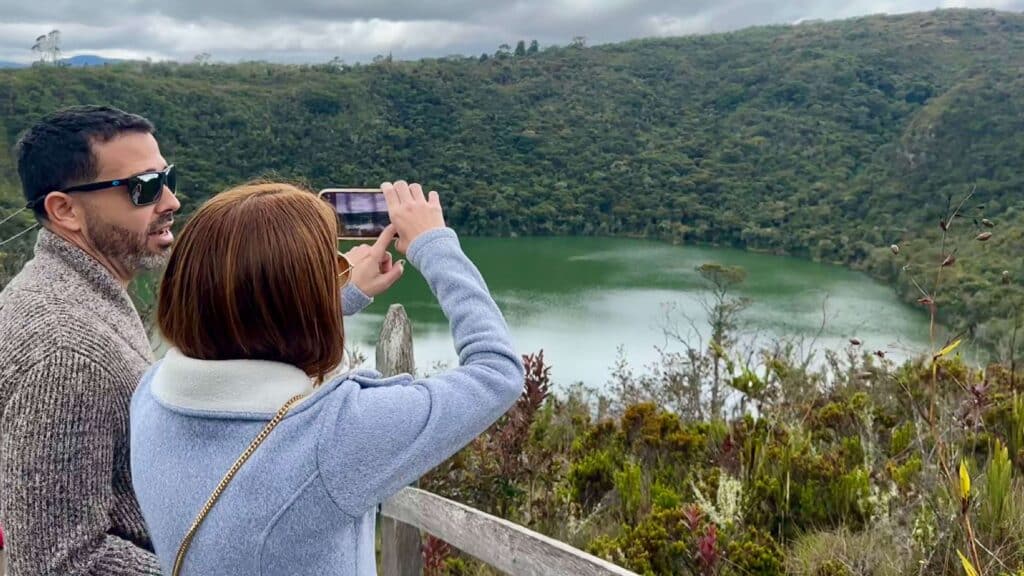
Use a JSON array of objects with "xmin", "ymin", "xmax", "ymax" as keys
[
  {"xmin": 393, "ymin": 180, "xmax": 413, "ymax": 204},
  {"xmin": 378, "ymin": 250, "xmax": 393, "ymax": 274},
  {"xmin": 410, "ymin": 183, "xmax": 427, "ymax": 203},
  {"xmin": 343, "ymin": 244, "xmax": 370, "ymax": 263},
  {"xmin": 381, "ymin": 181, "xmax": 399, "ymax": 207},
  {"xmin": 381, "ymin": 259, "xmax": 405, "ymax": 285},
  {"xmin": 371, "ymin": 225, "xmax": 398, "ymax": 257},
  {"xmin": 378, "ymin": 180, "xmax": 445, "ymax": 255}
]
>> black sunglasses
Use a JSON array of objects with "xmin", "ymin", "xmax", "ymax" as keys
[{"xmin": 30, "ymin": 165, "xmax": 177, "ymax": 209}]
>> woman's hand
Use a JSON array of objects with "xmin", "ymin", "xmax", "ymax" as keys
[
  {"xmin": 345, "ymin": 225, "xmax": 404, "ymax": 297},
  {"xmin": 381, "ymin": 181, "xmax": 445, "ymax": 254}
]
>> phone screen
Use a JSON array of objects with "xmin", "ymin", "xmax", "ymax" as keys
[{"xmin": 319, "ymin": 188, "xmax": 391, "ymax": 238}]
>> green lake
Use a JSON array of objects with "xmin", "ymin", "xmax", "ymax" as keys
[{"xmin": 337, "ymin": 236, "xmax": 933, "ymax": 390}]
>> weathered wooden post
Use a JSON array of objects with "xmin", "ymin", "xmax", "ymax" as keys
[{"xmin": 377, "ymin": 304, "xmax": 423, "ymax": 576}]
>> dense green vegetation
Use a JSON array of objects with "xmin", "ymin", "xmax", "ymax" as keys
[
  {"xmin": 413, "ymin": 273, "xmax": 1024, "ymax": 575},
  {"xmin": 1, "ymin": 9, "xmax": 1023, "ymax": 348}
]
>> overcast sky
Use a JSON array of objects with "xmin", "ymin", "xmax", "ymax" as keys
[{"xmin": 0, "ymin": 0, "xmax": 1020, "ymax": 64}]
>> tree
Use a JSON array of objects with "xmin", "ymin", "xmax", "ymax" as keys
[
  {"xmin": 697, "ymin": 263, "xmax": 750, "ymax": 419},
  {"xmin": 514, "ymin": 40, "xmax": 527, "ymax": 57},
  {"xmin": 570, "ymin": 36, "xmax": 587, "ymax": 48},
  {"xmin": 31, "ymin": 30, "xmax": 61, "ymax": 65},
  {"xmin": 527, "ymin": 40, "xmax": 540, "ymax": 54},
  {"xmin": 193, "ymin": 52, "xmax": 212, "ymax": 65},
  {"xmin": 496, "ymin": 44, "xmax": 511, "ymax": 59}
]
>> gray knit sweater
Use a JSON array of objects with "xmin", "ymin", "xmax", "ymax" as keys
[{"xmin": 0, "ymin": 229, "xmax": 161, "ymax": 575}]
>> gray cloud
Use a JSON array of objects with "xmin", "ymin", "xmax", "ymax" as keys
[{"xmin": 0, "ymin": 0, "xmax": 1021, "ymax": 64}]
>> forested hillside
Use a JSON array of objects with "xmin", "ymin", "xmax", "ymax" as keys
[{"xmin": 1, "ymin": 8, "xmax": 1022, "ymax": 349}]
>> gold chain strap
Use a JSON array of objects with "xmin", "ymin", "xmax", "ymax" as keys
[{"xmin": 171, "ymin": 394, "xmax": 306, "ymax": 576}]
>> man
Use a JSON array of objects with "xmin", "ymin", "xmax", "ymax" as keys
[
  {"xmin": 0, "ymin": 105, "xmax": 177, "ymax": 575},
  {"xmin": 0, "ymin": 106, "xmax": 400, "ymax": 575}
]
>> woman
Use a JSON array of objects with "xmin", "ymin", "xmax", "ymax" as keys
[{"xmin": 130, "ymin": 181, "xmax": 524, "ymax": 575}]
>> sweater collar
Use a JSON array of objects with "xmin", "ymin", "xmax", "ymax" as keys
[
  {"xmin": 35, "ymin": 228, "xmax": 128, "ymax": 305},
  {"xmin": 34, "ymin": 228, "xmax": 153, "ymax": 361},
  {"xmin": 153, "ymin": 348, "xmax": 331, "ymax": 413}
]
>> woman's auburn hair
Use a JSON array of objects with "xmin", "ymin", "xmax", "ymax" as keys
[{"xmin": 157, "ymin": 181, "xmax": 345, "ymax": 380}]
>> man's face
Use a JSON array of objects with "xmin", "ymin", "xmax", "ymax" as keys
[{"xmin": 76, "ymin": 132, "xmax": 181, "ymax": 275}]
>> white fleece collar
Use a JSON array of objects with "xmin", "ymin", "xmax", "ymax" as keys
[{"xmin": 152, "ymin": 348, "xmax": 325, "ymax": 413}]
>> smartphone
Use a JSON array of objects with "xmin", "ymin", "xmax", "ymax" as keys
[{"xmin": 318, "ymin": 188, "xmax": 391, "ymax": 239}]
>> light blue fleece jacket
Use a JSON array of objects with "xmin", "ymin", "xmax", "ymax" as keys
[{"xmin": 130, "ymin": 228, "xmax": 525, "ymax": 575}]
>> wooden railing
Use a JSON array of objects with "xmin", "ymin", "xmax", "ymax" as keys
[{"xmin": 374, "ymin": 304, "xmax": 638, "ymax": 576}]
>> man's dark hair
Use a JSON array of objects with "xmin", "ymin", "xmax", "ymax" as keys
[{"xmin": 15, "ymin": 105, "xmax": 155, "ymax": 219}]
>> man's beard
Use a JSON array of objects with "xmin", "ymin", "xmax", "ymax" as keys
[{"xmin": 85, "ymin": 211, "xmax": 172, "ymax": 273}]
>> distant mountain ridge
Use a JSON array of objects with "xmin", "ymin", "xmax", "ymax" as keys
[
  {"xmin": 63, "ymin": 55, "xmax": 121, "ymax": 67},
  {"xmin": 0, "ymin": 55, "xmax": 120, "ymax": 69}
]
